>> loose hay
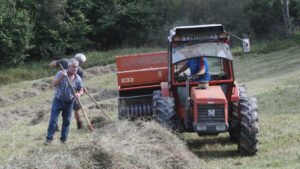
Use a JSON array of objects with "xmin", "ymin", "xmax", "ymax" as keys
[
  {"xmin": 3, "ymin": 118, "xmax": 203, "ymax": 169},
  {"xmin": 0, "ymin": 97, "xmax": 11, "ymax": 107},
  {"xmin": 32, "ymin": 78, "xmax": 53, "ymax": 91},
  {"xmin": 3, "ymin": 147, "xmax": 85, "ymax": 169},
  {"xmin": 0, "ymin": 111, "xmax": 13, "ymax": 130},
  {"xmin": 89, "ymin": 119, "xmax": 202, "ymax": 169},
  {"xmin": 1, "ymin": 62, "xmax": 203, "ymax": 168},
  {"xmin": 88, "ymin": 103, "xmax": 117, "ymax": 113},
  {"xmin": 4, "ymin": 89, "xmax": 40, "ymax": 104},
  {"xmin": 30, "ymin": 107, "xmax": 51, "ymax": 125},
  {"xmin": 85, "ymin": 86, "xmax": 103, "ymax": 94},
  {"xmin": 93, "ymin": 88, "xmax": 118, "ymax": 101},
  {"xmin": 84, "ymin": 64, "xmax": 116, "ymax": 79}
]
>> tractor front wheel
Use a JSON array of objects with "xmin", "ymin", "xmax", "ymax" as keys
[
  {"xmin": 238, "ymin": 97, "xmax": 259, "ymax": 156},
  {"xmin": 153, "ymin": 94, "xmax": 177, "ymax": 129}
]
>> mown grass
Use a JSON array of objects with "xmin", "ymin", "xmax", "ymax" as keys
[
  {"xmin": 0, "ymin": 72, "xmax": 201, "ymax": 168},
  {"xmin": 0, "ymin": 47, "xmax": 164, "ymax": 86},
  {"xmin": 0, "ymin": 75, "xmax": 119, "ymax": 165},
  {"xmin": 1, "ymin": 37, "xmax": 300, "ymax": 168},
  {"xmin": 231, "ymin": 31, "xmax": 300, "ymax": 56},
  {"xmin": 183, "ymin": 44, "xmax": 300, "ymax": 168}
]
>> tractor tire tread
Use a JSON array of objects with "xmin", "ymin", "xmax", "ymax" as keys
[
  {"xmin": 238, "ymin": 95, "xmax": 259, "ymax": 156},
  {"xmin": 154, "ymin": 96, "xmax": 177, "ymax": 129}
]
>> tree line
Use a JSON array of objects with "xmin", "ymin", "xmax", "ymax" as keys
[{"xmin": 0, "ymin": 0, "xmax": 299, "ymax": 66}]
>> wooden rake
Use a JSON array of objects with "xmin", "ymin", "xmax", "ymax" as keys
[{"xmin": 84, "ymin": 90, "xmax": 111, "ymax": 120}]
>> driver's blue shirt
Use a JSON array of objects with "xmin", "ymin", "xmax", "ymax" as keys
[{"xmin": 186, "ymin": 58, "xmax": 210, "ymax": 81}]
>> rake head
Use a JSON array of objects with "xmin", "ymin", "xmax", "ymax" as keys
[{"xmin": 88, "ymin": 124, "xmax": 94, "ymax": 131}]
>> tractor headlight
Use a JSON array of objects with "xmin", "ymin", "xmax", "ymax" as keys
[
  {"xmin": 216, "ymin": 124, "xmax": 226, "ymax": 131},
  {"xmin": 218, "ymin": 32, "xmax": 228, "ymax": 39},
  {"xmin": 197, "ymin": 124, "xmax": 207, "ymax": 131}
]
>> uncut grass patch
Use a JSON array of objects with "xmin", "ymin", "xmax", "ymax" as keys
[{"xmin": 0, "ymin": 47, "xmax": 164, "ymax": 86}]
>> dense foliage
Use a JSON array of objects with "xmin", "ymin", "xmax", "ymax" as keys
[
  {"xmin": 0, "ymin": 0, "xmax": 33, "ymax": 65},
  {"xmin": 0, "ymin": 0, "xmax": 299, "ymax": 65}
]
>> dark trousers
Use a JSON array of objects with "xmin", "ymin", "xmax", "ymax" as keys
[{"xmin": 46, "ymin": 97, "xmax": 73, "ymax": 142}]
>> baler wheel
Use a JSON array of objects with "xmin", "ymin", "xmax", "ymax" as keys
[{"xmin": 238, "ymin": 97, "xmax": 259, "ymax": 156}]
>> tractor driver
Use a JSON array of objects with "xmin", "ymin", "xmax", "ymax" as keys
[
  {"xmin": 175, "ymin": 57, "xmax": 211, "ymax": 106},
  {"xmin": 175, "ymin": 57, "xmax": 211, "ymax": 81}
]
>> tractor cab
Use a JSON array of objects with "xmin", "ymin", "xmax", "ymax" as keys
[{"xmin": 168, "ymin": 25, "xmax": 235, "ymax": 133}]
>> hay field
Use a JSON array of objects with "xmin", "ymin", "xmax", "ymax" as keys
[{"xmin": 1, "ymin": 46, "xmax": 300, "ymax": 168}]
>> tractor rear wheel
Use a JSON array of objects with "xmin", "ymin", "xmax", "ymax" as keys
[
  {"xmin": 154, "ymin": 95, "xmax": 177, "ymax": 129},
  {"xmin": 238, "ymin": 97, "xmax": 259, "ymax": 156}
]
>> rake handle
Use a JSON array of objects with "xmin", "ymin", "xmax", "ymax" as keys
[
  {"xmin": 59, "ymin": 64, "xmax": 94, "ymax": 131},
  {"xmin": 84, "ymin": 90, "xmax": 111, "ymax": 119}
]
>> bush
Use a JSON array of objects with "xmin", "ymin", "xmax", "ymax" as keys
[{"xmin": 0, "ymin": 0, "xmax": 33, "ymax": 66}]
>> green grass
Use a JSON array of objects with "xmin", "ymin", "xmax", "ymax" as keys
[
  {"xmin": 0, "ymin": 47, "xmax": 164, "ymax": 86},
  {"xmin": 0, "ymin": 73, "xmax": 118, "ymax": 165},
  {"xmin": 182, "ymin": 43, "xmax": 300, "ymax": 168},
  {"xmin": 0, "ymin": 61, "xmax": 57, "ymax": 86},
  {"xmin": 1, "ymin": 33, "xmax": 299, "ymax": 86},
  {"xmin": 231, "ymin": 32, "xmax": 300, "ymax": 56},
  {"xmin": 1, "ymin": 38, "xmax": 300, "ymax": 168}
]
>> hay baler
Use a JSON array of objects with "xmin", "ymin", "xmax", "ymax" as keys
[{"xmin": 116, "ymin": 24, "xmax": 258, "ymax": 156}]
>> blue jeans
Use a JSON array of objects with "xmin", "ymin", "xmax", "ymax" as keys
[{"xmin": 46, "ymin": 97, "xmax": 74, "ymax": 142}]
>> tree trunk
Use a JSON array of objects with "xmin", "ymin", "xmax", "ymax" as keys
[{"xmin": 280, "ymin": 0, "xmax": 292, "ymax": 38}]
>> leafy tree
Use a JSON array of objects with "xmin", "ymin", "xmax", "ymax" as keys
[
  {"xmin": 1, "ymin": 0, "xmax": 299, "ymax": 65},
  {"xmin": 64, "ymin": 0, "xmax": 93, "ymax": 53},
  {"xmin": 31, "ymin": 0, "xmax": 68, "ymax": 59},
  {"xmin": 290, "ymin": 0, "xmax": 300, "ymax": 21},
  {"xmin": 16, "ymin": 0, "xmax": 92, "ymax": 60},
  {"xmin": 0, "ymin": 0, "xmax": 33, "ymax": 66},
  {"xmin": 241, "ymin": 0, "xmax": 284, "ymax": 37}
]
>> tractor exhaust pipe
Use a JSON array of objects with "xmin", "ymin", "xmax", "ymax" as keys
[{"xmin": 184, "ymin": 75, "xmax": 192, "ymax": 128}]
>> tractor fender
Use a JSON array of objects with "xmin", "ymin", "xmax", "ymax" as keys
[
  {"xmin": 231, "ymin": 81, "xmax": 240, "ymax": 101},
  {"xmin": 160, "ymin": 82, "xmax": 171, "ymax": 97}
]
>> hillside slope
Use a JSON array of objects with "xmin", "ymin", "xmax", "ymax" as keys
[
  {"xmin": 0, "ymin": 64, "xmax": 203, "ymax": 169},
  {"xmin": 186, "ymin": 46, "xmax": 300, "ymax": 168},
  {"xmin": 1, "ymin": 46, "xmax": 300, "ymax": 168}
]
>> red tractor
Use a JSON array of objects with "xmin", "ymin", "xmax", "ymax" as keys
[{"xmin": 116, "ymin": 24, "xmax": 258, "ymax": 156}]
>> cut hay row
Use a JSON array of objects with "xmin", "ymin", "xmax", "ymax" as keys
[{"xmin": 2, "ymin": 119, "xmax": 204, "ymax": 169}]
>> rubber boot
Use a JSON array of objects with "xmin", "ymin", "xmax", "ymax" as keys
[{"xmin": 77, "ymin": 121, "xmax": 83, "ymax": 129}]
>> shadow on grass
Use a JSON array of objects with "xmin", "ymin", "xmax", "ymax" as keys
[
  {"xmin": 187, "ymin": 136, "xmax": 239, "ymax": 159},
  {"xmin": 191, "ymin": 149, "xmax": 239, "ymax": 159}
]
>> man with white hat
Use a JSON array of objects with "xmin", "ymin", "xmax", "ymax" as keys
[{"xmin": 50, "ymin": 53, "xmax": 87, "ymax": 130}]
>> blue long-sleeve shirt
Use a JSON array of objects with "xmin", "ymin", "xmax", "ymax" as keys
[{"xmin": 185, "ymin": 58, "xmax": 210, "ymax": 81}]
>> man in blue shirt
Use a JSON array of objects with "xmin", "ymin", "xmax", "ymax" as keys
[
  {"xmin": 44, "ymin": 59, "xmax": 83, "ymax": 145},
  {"xmin": 176, "ymin": 57, "xmax": 210, "ymax": 81}
]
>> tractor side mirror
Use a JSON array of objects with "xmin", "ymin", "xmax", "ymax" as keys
[
  {"xmin": 227, "ymin": 33, "xmax": 251, "ymax": 53},
  {"xmin": 242, "ymin": 39, "xmax": 250, "ymax": 53}
]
